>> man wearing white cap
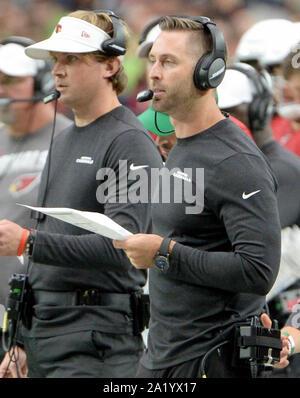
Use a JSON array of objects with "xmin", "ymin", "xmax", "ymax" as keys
[
  {"xmin": 0, "ymin": 36, "xmax": 71, "ymax": 364},
  {"xmin": 0, "ymin": 10, "xmax": 162, "ymax": 378}
]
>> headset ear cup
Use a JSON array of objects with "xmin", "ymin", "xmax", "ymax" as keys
[
  {"xmin": 207, "ymin": 58, "xmax": 226, "ymax": 88},
  {"xmin": 34, "ymin": 61, "xmax": 54, "ymax": 97},
  {"xmin": 248, "ymin": 98, "xmax": 258, "ymax": 132},
  {"xmin": 95, "ymin": 11, "xmax": 126, "ymax": 56},
  {"xmin": 193, "ymin": 54, "xmax": 209, "ymax": 90},
  {"xmin": 249, "ymin": 96, "xmax": 268, "ymax": 132},
  {"xmin": 229, "ymin": 63, "xmax": 273, "ymax": 132},
  {"xmin": 194, "ymin": 55, "xmax": 226, "ymax": 90}
]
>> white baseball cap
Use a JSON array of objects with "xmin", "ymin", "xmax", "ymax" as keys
[
  {"xmin": 137, "ymin": 24, "xmax": 161, "ymax": 58},
  {"xmin": 25, "ymin": 16, "xmax": 111, "ymax": 60},
  {"xmin": 260, "ymin": 21, "xmax": 298, "ymax": 66},
  {"xmin": 217, "ymin": 69, "xmax": 255, "ymax": 109},
  {"xmin": 0, "ymin": 43, "xmax": 43, "ymax": 76},
  {"xmin": 235, "ymin": 19, "xmax": 294, "ymax": 66}
]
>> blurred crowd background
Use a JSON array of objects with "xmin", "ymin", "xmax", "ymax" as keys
[{"xmin": 0, "ymin": 0, "xmax": 299, "ymax": 115}]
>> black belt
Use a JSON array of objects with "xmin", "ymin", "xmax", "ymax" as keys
[
  {"xmin": 33, "ymin": 289, "xmax": 132, "ymax": 308},
  {"xmin": 28, "ymin": 289, "xmax": 150, "ymax": 335}
]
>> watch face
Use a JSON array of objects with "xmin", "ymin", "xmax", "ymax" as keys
[{"xmin": 155, "ymin": 255, "xmax": 169, "ymax": 272}]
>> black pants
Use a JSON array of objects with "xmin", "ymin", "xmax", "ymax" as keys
[
  {"xmin": 23, "ymin": 330, "xmax": 144, "ymax": 378},
  {"xmin": 136, "ymin": 343, "xmax": 253, "ymax": 378},
  {"xmin": 0, "ymin": 331, "xmax": 5, "ymax": 363}
]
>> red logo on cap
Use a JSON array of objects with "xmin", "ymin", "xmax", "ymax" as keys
[
  {"xmin": 81, "ymin": 31, "xmax": 90, "ymax": 38},
  {"xmin": 55, "ymin": 24, "xmax": 62, "ymax": 33}
]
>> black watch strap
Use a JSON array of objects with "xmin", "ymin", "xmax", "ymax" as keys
[
  {"xmin": 158, "ymin": 237, "xmax": 172, "ymax": 256},
  {"xmin": 24, "ymin": 229, "xmax": 36, "ymax": 256}
]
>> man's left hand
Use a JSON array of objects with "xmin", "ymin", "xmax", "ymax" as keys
[
  {"xmin": 260, "ymin": 313, "xmax": 290, "ymax": 369},
  {"xmin": 113, "ymin": 233, "xmax": 164, "ymax": 269}
]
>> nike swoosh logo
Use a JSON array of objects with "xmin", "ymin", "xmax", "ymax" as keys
[
  {"xmin": 242, "ymin": 190, "xmax": 261, "ymax": 199},
  {"xmin": 130, "ymin": 164, "xmax": 149, "ymax": 171}
]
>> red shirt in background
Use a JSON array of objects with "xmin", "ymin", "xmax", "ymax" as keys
[
  {"xmin": 271, "ymin": 115, "xmax": 300, "ymax": 157},
  {"xmin": 229, "ymin": 115, "xmax": 253, "ymax": 140}
]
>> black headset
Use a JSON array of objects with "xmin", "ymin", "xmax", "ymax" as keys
[
  {"xmin": 0, "ymin": 36, "xmax": 54, "ymax": 98},
  {"xmin": 93, "ymin": 10, "xmax": 127, "ymax": 56},
  {"xmin": 138, "ymin": 15, "xmax": 227, "ymax": 90},
  {"xmin": 190, "ymin": 17, "xmax": 227, "ymax": 90},
  {"xmin": 228, "ymin": 62, "xmax": 273, "ymax": 132}
]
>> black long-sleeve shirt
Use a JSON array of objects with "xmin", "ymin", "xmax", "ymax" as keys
[
  {"xmin": 261, "ymin": 140, "xmax": 300, "ymax": 228},
  {"xmin": 141, "ymin": 118, "xmax": 281, "ymax": 369},
  {"xmin": 23, "ymin": 106, "xmax": 163, "ymax": 337}
]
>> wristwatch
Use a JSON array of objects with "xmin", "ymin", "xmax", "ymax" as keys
[
  {"xmin": 24, "ymin": 229, "xmax": 36, "ymax": 256},
  {"xmin": 154, "ymin": 237, "xmax": 172, "ymax": 273}
]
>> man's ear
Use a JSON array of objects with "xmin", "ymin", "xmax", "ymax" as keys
[{"xmin": 103, "ymin": 57, "xmax": 122, "ymax": 78}]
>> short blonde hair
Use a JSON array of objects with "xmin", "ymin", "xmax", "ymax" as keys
[{"xmin": 68, "ymin": 10, "xmax": 128, "ymax": 95}]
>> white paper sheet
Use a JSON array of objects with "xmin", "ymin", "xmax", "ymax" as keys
[{"xmin": 18, "ymin": 204, "xmax": 133, "ymax": 240}]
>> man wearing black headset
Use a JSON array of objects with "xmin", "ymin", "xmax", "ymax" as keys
[
  {"xmin": 0, "ymin": 10, "xmax": 162, "ymax": 378},
  {"xmin": 0, "ymin": 36, "xmax": 71, "ymax": 365},
  {"xmin": 113, "ymin": 15, "xmax": 282, "ymax": 378},
  {"xmin": 136, "ymin": 17, "xmax": 254, "ymax": 162}
]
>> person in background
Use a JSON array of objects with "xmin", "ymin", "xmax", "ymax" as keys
[
  {"xmin": 0, "ymin": 36, "xmax": 71, "ymax": 364},
  {"xmin": 234, "ymin": 19, "xmax": 300, "ymax": 157},
  {"xmin": 0, "ymin": 10, "xmax": 162, "ymax": 378},
  {"xmin": 271, "ymin": 48, "xmax": 300, "ymax": 157},
  {"xmin": 218, "ymin": 62, "xmax": 300, "ymax": 229},
  {"xmin": 261, "ymin": 312, "xmax": 300, "ymax": 371},
  {"xmin": 234, "ymin": 18, "xmax": 298, "ymax": 77},
  {"xmin": 218, "ymin": 62, "xmax": 300, "ymax": 377}
]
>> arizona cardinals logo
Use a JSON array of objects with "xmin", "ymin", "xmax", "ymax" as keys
[
  {"xmin": 55, "ymin": 24, "xmax": 62, "ymax": 33},
  {"xmin": 9, "ymin": 173, "xmax": 41, "ymax": 197}
]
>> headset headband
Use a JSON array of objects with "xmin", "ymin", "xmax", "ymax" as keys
[
  {"xmin": 229, "ymin": 62, "xmax": 273, "ymax": 131},
  {"xmin": 229, "ymin": 63, "xmax": 268, "ymax": 96},
  {"xmin": 93, "ymin": 9, "xmax": 126, "ymax": 56},
  {"xmin": 0, "ymin": 36, "xmax": 35, "ymax": 47}
]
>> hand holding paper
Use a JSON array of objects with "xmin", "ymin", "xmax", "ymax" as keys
[{"xmin": 18, "ymin": 204, "xmax": 133, "ymax": 240}]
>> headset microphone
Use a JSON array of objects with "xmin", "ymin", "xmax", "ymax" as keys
[
  {"xmin": 0, "ymin": 98, "xmax": 39, "ymax": 105},
  {"xmin": 43, "ymin": 90, "xmax": 61, "ymax": 104},
  {"xmin": 0, "ymin": 91, "xmax": 60, "ymax": 106},
  {"xmin": 136, "ymin": 89, "xmax": 175, "ymax": 135},
  {"xmin": 136, "ymin": 89, "xmax": 154, "ymax": 103}
]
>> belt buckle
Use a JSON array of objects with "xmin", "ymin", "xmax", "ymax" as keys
[{"xmin": 78, "ymin": 289, "xmax": 100, "ymax": 306}]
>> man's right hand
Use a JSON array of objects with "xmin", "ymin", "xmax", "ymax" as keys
[
  {"xmin": 0, "ymin": 347, "xmax": 27, "ymax": 378},
  {"xmin": 0, "ymin": 220, "xmax": 27, "ymax": 257}
]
